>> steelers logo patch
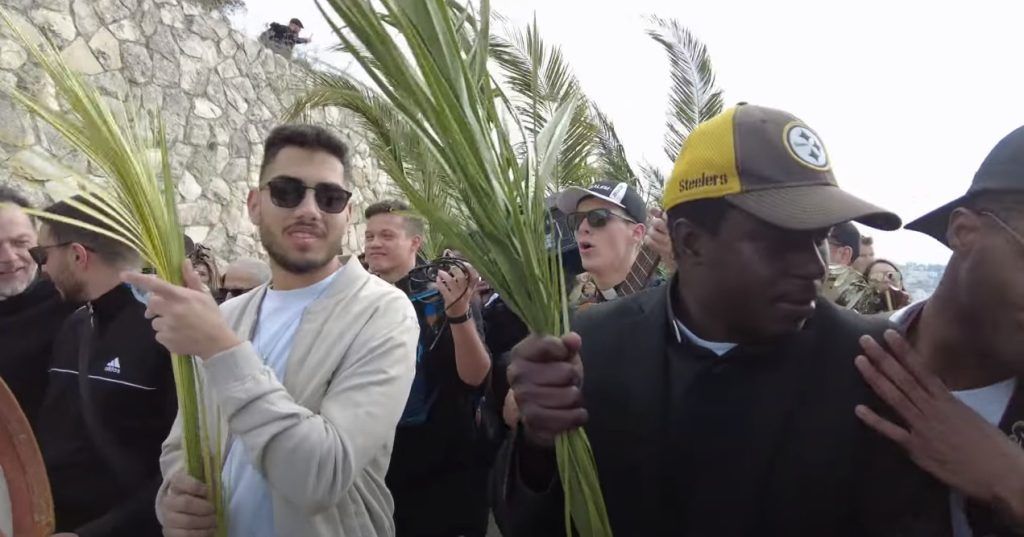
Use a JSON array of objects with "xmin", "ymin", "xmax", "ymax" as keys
[{"xmin": 784, "ymin": 122, "xmax": 830, "ymax": 170}]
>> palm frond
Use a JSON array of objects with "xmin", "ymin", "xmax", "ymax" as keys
[
  {"xmin": 490, "ymin": 19, "xmax": 597, "ymax": 192},
  {"xmin": 316, "ymin": 0, "xmax": 611, "ymax": 534},
  {"xmin": 0, "ymin": 8, "xmax": 225, "ymax": 533},
  {"xmin": 591, "ymin": 105, "xmax": 638, "ymax": 186},
  {"xmin": 638, "ymin": 162, "xmax": 666, "ymax": 208},
  {"xmin": 647, "ymin": 16, "xmax": 724, "ymax": 162}
]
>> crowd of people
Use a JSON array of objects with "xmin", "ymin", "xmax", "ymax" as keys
[{"xmin": 1, "ymin": 103, "xmax": 1024, "ymax": 537}]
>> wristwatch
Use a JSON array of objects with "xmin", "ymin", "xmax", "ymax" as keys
[{"xmin": 447, "ymin": 310, "xmax": 472, "ymax": 325}]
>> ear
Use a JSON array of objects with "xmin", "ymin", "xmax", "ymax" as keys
[
  {"xmin": 947, "ymin": 208, "xmax": 982, "ymax": 252},
  {"xmin": 632, "ymin": 222, "xmax": 647, "ymax": 245},
  {"xmin": 411, "ymin": 234, "xmax": 423, "ymax": 253},
  {"xmin": 70, "ymin": 243, "xmax": 90, "ymax": 269},
  {"xmin": 247, "ymin": 188, "xmax": 261, "ymax": 226},
  {"xmin": 670, "ymin": 217, "xmax": 705, "ymax": 265},
  {"xmin": 840, "ymin": 245, "xmax": 854, "ymax": 265}
]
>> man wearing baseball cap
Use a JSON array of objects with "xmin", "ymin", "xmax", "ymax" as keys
[
  {"xmin": 557, "ymin": 181, "xmax": 653, "ymax": 305},
  {"xmin": 494, "ymin": 104, "xmax": 943, "ymax": 536},
  {"xmin": 853, "ymin": 126, "xmax": 1024, "ymax": 536}
]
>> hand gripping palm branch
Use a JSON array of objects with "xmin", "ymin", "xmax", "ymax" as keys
[
  {"xmin": 314, "ymin": 0, "xmax": 611, "ymax": 534},
  {"xmin": 0, "ymin": 9, "xmax": 226, "ymax": 535}
]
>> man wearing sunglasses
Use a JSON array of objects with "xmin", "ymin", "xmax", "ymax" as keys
[
  {"xmin": 495, "ymin": 104, "xmax": 945, "ymax": 536},
  {"xmin": 131, "ymin": 124, "xmax": 418, "ymax": 537},
  {"xmin": 854, "ymin": 125, "xmax": 1024, "ymax": 536},
  {"xmin": 557, "ymin": 180, "xmax": 651, "ymax": 307},
  {"xmin": 0, "ymin": 187, "xmax": 77, "ymax": 425},
  {"xmin": 30, "ymin": 196, "xmax": 175, "ymax": 537}
]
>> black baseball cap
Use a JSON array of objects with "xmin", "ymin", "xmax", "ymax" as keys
[
  {"xmin": 829, "ymin": 221, "xmax": 861, "ymax": 258},
  {"xmin": 290, "ymin": 18, "xmax": 304, "ymax": 28},
  {"xmin": 557, "ymin": 180, "xmax": 647, "ymax": 224},
  {"xmin": 906, "ymin": 125, "xmax": 1024, "ymax": 246},
  {"xmin": 663, "ymin": 104, "xmax": 901, "ymax": 232}
]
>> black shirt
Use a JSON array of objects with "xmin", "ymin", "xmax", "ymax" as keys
[
  {"xmin": 36, "ymin": 284, "xmax": 176, "ymax": 536},
  {"xmin": 386, "ymin": 275, "xmax": 490, "ymax": 536},
  {"xmin": 0, "ymin": 277, "xmax": 77, "ymax": 424}
]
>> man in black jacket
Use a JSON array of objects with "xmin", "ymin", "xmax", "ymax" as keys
[
  {"xmin": 855, "ymin": 125, "xmax": 1024, "ymax": 536},
  {"xmin": 0, "ymin": 187, "xmax": 77, "ymax": 424},
  {"xmin": 32, "ymin": 196, "xmax": 176, "ymax": 536},
  {"xmin": 495, "ymin": 104, "xmax": 945, "ymax": 536}
]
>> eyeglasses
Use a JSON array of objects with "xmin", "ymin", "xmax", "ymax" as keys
[
  {"xmin": 566, "ymin": 208, "xmax": 637, "ymax": 231},
  {"xmin": 28, "ymin": 242, "xmax": 93, "ymax": 265},
  {"xmin": 981, "ymin": 211, "xmax": 1024, "ymax": 250},
  {"xmin": 262, "ymin": 176, "xmax": 352, "ymax": 214}
]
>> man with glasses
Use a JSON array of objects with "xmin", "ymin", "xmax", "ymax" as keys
[
  {"xmin": 0, "ymin": 187, "xmax": 77, "ymax": 424},
  {"xmin": 854, "ymin": 125, "xmax": 1024, "ymax": 536},
  {"xmin": 31, "ymin": 195, "xmax": 175, "ymax": 536},
  {"xmin": 557, "ymin": 181, "xmax": 652, "ymax": 308},
  {"xmin": 362, "ymin": 199, "xmax": 492, "ymax": 537},
  {"xmin": 131, "ymin": 125, "xmax": 419, "ymax": 537}
]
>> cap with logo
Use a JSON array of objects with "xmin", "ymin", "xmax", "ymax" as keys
[
  {"xmin": 905, "ymin": 125, "xmax": 1024, "ymax": 246},
  {"xmin": 557, "ymin": 180, "xmax": 647, "ymax": 224},
  {"xmin": 662, "ymin": 103, "xmax": 901, "ymax": 231}
]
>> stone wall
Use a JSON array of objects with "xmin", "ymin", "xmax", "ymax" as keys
[{"xmin": 0, "ymin": 0, "xmax": 391, "ymax": 263}]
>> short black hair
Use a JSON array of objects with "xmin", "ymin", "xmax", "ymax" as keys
[
  {"xmin": 0, "ymin": 186, "xmax": 31, "ymax": 209},
  {"xmin": 259, "ymin": 125, "xmax": 351, "ymax": 185},
  {"xmin": 364, "ymin": 199, "xmax": 425, "ymax": 236},
  {"xmin": 829, "ymin": 222, "xmax": 861, "ymax": 259},
  {"xmin": 666, "ymin": 197, "xmax": 733, "ymax": 236},
  {"xmin": 43, "ymin": 196, "xmax": 139, "ymax": 267}
]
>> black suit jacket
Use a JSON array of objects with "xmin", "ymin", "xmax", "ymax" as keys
[{"xmin": 493, "ymin": 280, "xmax": 947, "ymax": 537}]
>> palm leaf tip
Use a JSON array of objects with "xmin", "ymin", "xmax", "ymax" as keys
[{"xmin": 646, "ymin": 16, "xmax": 724, "ymax": 162}]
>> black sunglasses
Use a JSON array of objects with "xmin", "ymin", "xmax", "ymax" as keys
[
  {"xmin": 28, "ymin": 242, "xmax": 93, "ymax": 265},
  {"xmin": 262, "ymin": 176, "xmax": 352, "ymax": 214},
  {"xmin": 566, "ymin": 208, "xmax": 637, "ymax": 231}
]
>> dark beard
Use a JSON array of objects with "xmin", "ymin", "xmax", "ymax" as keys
[{"xmin": 261, "ymin": 227, "xmax": 338, "ymax": 275}]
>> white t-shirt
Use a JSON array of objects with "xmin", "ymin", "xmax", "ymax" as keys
[
  {"xmin": 949, "ymin": 377, "xmax": 1018, "ymax": 537},
  {"xmin": 222, "ymin": 267, "xmax": 343, "ymax": 537}
]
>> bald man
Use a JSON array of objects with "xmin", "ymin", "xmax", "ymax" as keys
[{"xmin": 219, "ymin": 258, "xmax": 271, "ymax": 302}]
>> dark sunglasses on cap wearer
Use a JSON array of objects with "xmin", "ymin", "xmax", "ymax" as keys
[
  {"xmin": 262, "ymin": 176, "xmax": 352, "ymax": 214},
  {"xmin": 566, "ymin": 208, "xmax": 638, "ymax": 231},
  {"xmin": 28, "ymin": 242, "xmax": 94, "ymax": 265}
]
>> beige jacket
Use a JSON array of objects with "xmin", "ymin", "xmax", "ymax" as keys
[{"xmin": 156, "ymin": 260, "xmax": 418, "ymax": 536}]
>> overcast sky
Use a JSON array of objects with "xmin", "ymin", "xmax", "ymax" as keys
[{"xmin": 234, "ymin": 1, "xmax": 1024, "ymax": 265}]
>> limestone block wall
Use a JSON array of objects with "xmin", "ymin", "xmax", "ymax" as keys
[{"xmin": 0, "ymin": 0, "xmax": 392, "ymax": 263}]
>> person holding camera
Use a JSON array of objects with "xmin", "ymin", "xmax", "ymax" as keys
[{"xmin": 363, "ymin": 200, "xmax": 492, "ymax": 537}]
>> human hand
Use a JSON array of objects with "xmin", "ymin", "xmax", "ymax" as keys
[
  {"xmin": 855, "ymin": 330, "xmax": 1024, "ymax": 510},
  {"xmin": 159, "ymin": 473, "xmax": 217, "ymax": 537},
  {"xmin": 644, "ymin": 208, "xmax": 675, "ymax": 272},
  {"xmin": 507, "ymin": 333, "xmax": 587, "ymax": 447},
  {"xmin": 437, "ymin": 261, "xmax": 479, "ymax": 318},
  {"xmin": 122, "ymin": 260, "xmax": 241, "ymax": 360}
]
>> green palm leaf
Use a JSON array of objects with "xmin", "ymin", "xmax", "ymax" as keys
[
  {"xmin": 592, "ymin": 105, "xmax": 638, "ymax": 186},
  {"xmin": 490, "ymin": 19, "xmax": 597, "ymax": 191},
  {"xmin": 0, "ymin": 8, "xmax": 225, "ymax": 534},
  {"xmin": 315, "ymin": 0, "xmax": 611, "ymax": 534},
  {"xmin": 647, "ymin": 16, "xmax": 724, "ymax": 163}
]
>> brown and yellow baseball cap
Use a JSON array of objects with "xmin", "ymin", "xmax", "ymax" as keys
[{"xmin": 662, "ymin": 104, "xmax": 901, "ymax": 231}]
